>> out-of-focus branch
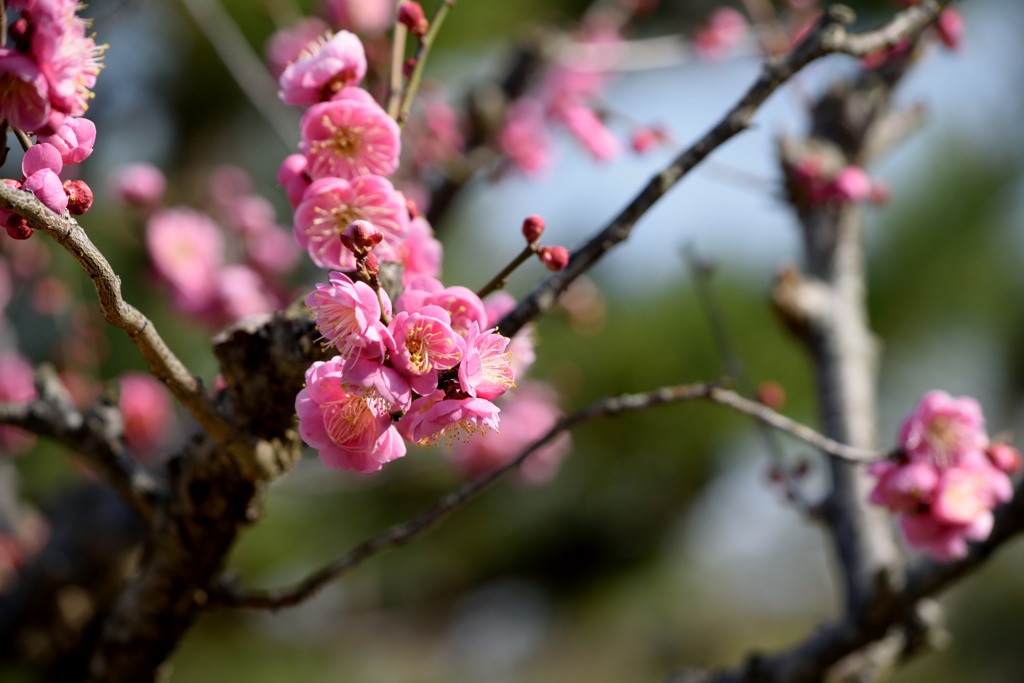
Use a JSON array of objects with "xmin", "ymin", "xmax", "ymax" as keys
[
  {"xmin": 214, "ymin": 382, "xmax": 876, "ymax": 609},
  {"xmin": 670, "ymin": 478, "xmax": 1024, "ymax": 683},
  {"xmin": 0, "ymin": 366, "xmax": 162, "ymax": 521},
  {"xmin": 178, "ymin": 0, "xmax": 297, "ymax": 150},
  {"xmin": 497, "ymin": 1, "xmax": 948, "ymax": 340},
  {"xmin": 397, "ymin": 0, "xmax": 457, "ymax": 125},
  {"xmin": 0, "ymin": 184, "xmax": 252, "ymax": 468}
]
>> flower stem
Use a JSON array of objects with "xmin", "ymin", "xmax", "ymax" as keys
[
  {"xmin": 397, "ymin": 0, "xmax": 457, "ymax": 127},
  {"xmin": 476, "ymin": 244, "xmax": 535, "ymax": 299}
]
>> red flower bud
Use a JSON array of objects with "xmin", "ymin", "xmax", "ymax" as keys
[
  {"xmin": 986, "ymin": 443, "xmax": 1022, "ymax": 475},
  {"xmin": 340, "ymin": 219, "xmax": 383, "ymax": 257},
  {"xmin": 398, "ymin": 2, "xmax": 429, "ymax": 36},
  {"xmin": 363, "ymin": 252, "xmax": 380, "ymax": 276},
  {"xmin": 403, "ymin": 57, "xmax": 416, "ymax": 78},
  {"xmin": 63, "ymin": 179, "xmax": 94, "ymax": 215},
  {"xmin": 522, "ymin": 214, "xmax": 545, "ymax": 243},
  {"xmin": 757, "ymin": 380, "xmax": 786, "ymax": 411},
  {"xmin": 539, "ymin": 245, "xmax": 569, "ymax": 271},
  {"xmin": 5, "ymin": 214, "xmax": 33, "ymax": 240}
]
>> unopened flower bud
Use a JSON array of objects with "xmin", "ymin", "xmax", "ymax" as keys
[
  {"xmin": 522, "ymin": 214, "xmax": 544, "ymax": 243},
  {"xmin": 363, "ymin": 252, "xmax": 380, "ymax": 276},
  {"xmin": 9, "ymin": 18, "xmax": 29, "ymax": 44},
  {"xmin": 398, "ymin": 2, "xmax": 429, "ymax": 36},
  {"xmin": 986, "ymin": 443, "xmax": 1022, "ymax": 474},
  {"xmin": 5, "ymin": 214, "xmax": 33, "ymax": 240},
  {"xmin": 340, "ymin": 219, "xmax": 383, "ymax": 257},
  {"xmin": 406, "ymin": 196, "xmax": 419, "ymax": 219},
  {"xmin": 403, "ymin": 57, "xmax": 416, "ymax": 78},
  {"xmin": 757, "ymin": 380, "xmax": 786, "ymax": 410},
  {"xmin": 63, "ymin": 179, "xmax": 94, "ymax": 215},
  {"xmin": 935, "ymin": 8, "xmax": 964, "ymax": 51},
  {"xmin": 539, "ymin": 245, "xmax": 569, "ymax": 271}
]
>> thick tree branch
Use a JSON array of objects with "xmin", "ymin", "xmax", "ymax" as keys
[
  {"xmin": 214, "ymin": 382, "xmax": 877, "ymax": 609},
  {"xmin": 0, "ymin": 366, "xmax": 162, "ymax": 521},
  {"xmin": 497, "ymin": 1, "xmax": 948, "ymax": 340}
]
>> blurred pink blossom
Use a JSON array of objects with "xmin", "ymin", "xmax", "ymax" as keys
[
  {"xmin": 109, "ymin": 163, "xmax": 166, "ymax": 207},
  {"xmin": 0, "ymin": 350, "xmax": 37, "ymax": 455},
  {"xmin": 322, "ymin": 0, "xmax": 394, "ymax": 35},
  {"xmin": 146, "ymin": 207, "xmax": 224, "ymax": 312},
  {"xmin": 266, "ymin": 17, "xmax": 331, "ymax": 79},
  {"xmin": 398, "ymin": 389, "xmax": 500, "ymax": 446},
  {"xmin": 119, "ymin": 372, "xmax": 175, "ymax": 457},
  {"xmin": 279, "ymin": 30, "xmax": 367, "ymax": 105},
  {"xmin": 694, "ymin": 7, "xmax": 749, "ymax": 61}
]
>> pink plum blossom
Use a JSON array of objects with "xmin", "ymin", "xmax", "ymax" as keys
[
  {"xmin": 449, "ymin": 383, "xmax": 571, "ymax": 484},
  {"xmin": 931, "ymin": 465, "xmax": 1011, "ymax": 526},
  {"xmin": 398, "ymin": 216, "xmax": 443, "ymax": 282},
  {"xmin": 266, "ymin": 17, "xmax": 331, "ymax": 79},
  {"xmin": 899, "ymin": 511, "xmax": 993, "ymax": 562},
  {"xmin": 387, "ymin": 305, "xmax": 465, "ymax": 395},
  {"xmin": 37, "ymin": 116, "xmax": 95, "ymax": 164},
  {"xmin": 146, "ymin": 208, "xmax": 224, "ymax": 312},
  {"xmin": 899, "ymin": 390, "xmax": 987, "ymax": 466},
  {"xmin": 399, "ymin": 389, "xmax": 500, "ymax": 446},
  {"xmin": 421, "ymin": 285, "xmax": 488, "ymax": 337},
  {"xmin": 109, "ymin": 163, "xmax": 166, "ymax": 207},
  {"xmin": 394, "ymin": 275, "xmax": 443, "ymax": 314},
  {"xmin": 0, "ymin": 48, "xmax": 50, "ymax": 131},
  {"xmin": 215, "ymin": 265, "xmax": 278, "ymax": 323},
  {"xmin": 323, "ymin": 0, "xmax": 395, "ymax": 35},
  {"xmin": 244, "ymin": 225, "xmax": 300, "ymax": 275},
  {"xmin": 277, "ymin": 154, "xmax": 311, "ymax": 209},
  {"xmin": 296, "ymin": 357, "xmax": 410, "ymax": 472},
  {"xmin": 499, "ymin": 98, "xmax": 551, "ymax": 175},
  {"xmin": 457, "ymin": 322, "xmax": 515, "ymax": 400},
  {"xmin": 694, "ymin": 7, "xmax": 749, "ymax": 61},
  {"xmin": 119, "ymin": 372, "xmax": 175, "ymax": 457},
  {"xmin": 0, "ymin": 350, "xmax": 37, "ymax": 455},
  {"xmin": 935, "ymin": 8, "xmax": 964, "ymax": 51},
  {"xmin": 293, "ymin": 175, "xmax": 408, "ymax": 270},
  {"xmin": 279, "ymin": 30, "xmax": 367, "ymax": 105},
  {"xmin": 300, "ymin": 92, "xmax": 401, "ymax": 180},
  {"xmin": 485, "ymin": 291, "xmax": 536, "ymax": 376},
  {"xmin": 28, "ymin": 3, "xmax": 105, "ymax": 121},
  {"xmin": 867, "ymin": 460, "xmax": 939, "ymax": 513},
  {"xmin": 21, "ymin": 142, "xmax": 68, "ymax": 213},
  {"xmin": 553, "ymin": 102, "xmax": 620, "ymax": 161},
  {"xmin": 306, "ymin": 270, "xmax": 392, "ymax": 358},
  {"xmin": 986, "ymin": 443, "xmax": 1022, "ymax": 474}
]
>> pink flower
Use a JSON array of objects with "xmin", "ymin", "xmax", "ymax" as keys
[
  {"xmin": 457, "ymin": 322, "xmax": 515, "ymax": 400},
  {"xmin": 935, "ymin": 8, "xmax": 964, "ymax": 51},
  {"xmin": 553, "ymin": 102, "xmax": 619, "ymax": 161},
  {"xmin": 109, "ymin": 163, "xmax": 166, "ymax": 207},
  {"xmin": 37, "ymin": 115, "xmax": 95, "ymax": 165},
  {"xmin": 119, "ymin": 372, "xmax": 175, "ymax": 457},
  {"xmin": 265, "ymin": 17, "xmax": 331, "ymax": 79},
  {"xmin": 306, "ymin": 270, "xmax": 391, "ymax": 358},
  {"xmin": 0, "ymin": 48, "xmax": 50, "ymax": 131},
  {"xmin": 986, "ymin": 443, "xmax": 1022, "ymax": 474},
  {"xmin": 146, "ymin": 207, "xmax": 224, "ymax": 312},
  {"xmin": 277, "ymin": 154, "xmax": 311, "ymax": 209},
  {"xmin": 826, "ymin": 166, "xmax": 873, "ymax": 204},
  {"xmin": 398, "ymin": 216, "xmax": 443, "ymax": 283},
  {"xmin": 421, "ymin": 285, "xmax": 488, "ymax": 337},
  {"xmin": 931, "ymin": 465, "xmax": 1011, "ymax": 526},
  {"xmin": 399, "ymin": 389, "xmax": 500, "ymax": 446},
  {"xmin": 499, "ymin": 98, "xmax": 551, "ymax": 175},
  {"xmin": 293, "ymin": 175, "xmax": 408, "ymax": 270},
  {"xmin": 899, "ymin": 390, "xmax": 987, "ymax": 466},
  {"xmin": 279, "ymin": 30, "xmax": 367, "ymax": 105},
  {"xmin": 694, "ymin": 7, "xmax": 749, "ymax": 61},
  {"xmin": 30, "ymin": 6, "xmax": 105, "ymax": 119},
  {"xmin": 867, "ymin": 460, "xmax": 939, "ymax": 513},
  {"xmin": 899, "ymin": 511, "xmax": 992, "ymax": 561},
  {"xmin": 300, "ymin": 92, "xmax": 401, "ymax": 180},
  {"xmin": 449, "ymin": 383, "xmax": 570, "ymax": 483},
  {"xmin": 215, "ymin": 265, "xmax": 278, "ymax": 323},
  {"xmin": 245, "ymin": 225, "xmax": 300, "ymax": 275},
  {"xmin": 21, "ymin": 142, "xmax": 68, "ymax": 213},
  {"xmin": 0, "ymin": 350, "xmax": 37, "ymax": 455},
  {"xmin": 387, "ymin": 305, "xmax": 465, "ymax": 394},
  {"xmin": 485, "ymin": 292, "xmax": 536, "ymax": 376},
  {"xmin": 323, "ymin": 0, "xmax": 395, "ymax": 35},
  {"xmin": 296, "ymin": 357, "xmax": 410, "ymax": 472}
]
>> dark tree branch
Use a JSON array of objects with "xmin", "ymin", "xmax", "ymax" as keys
[
  {"xmin": 213, "ymin": 382, "xmax": 877, "ymax": 610},
  {"xmin": 497, "ymin": 1, "xmax": 948, "ymax": 341},
  {"xmin": 0, "ymin": 366, "xmax": 162, "ymax": 521}
]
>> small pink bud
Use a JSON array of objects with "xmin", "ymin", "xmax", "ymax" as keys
[
  {"xmin": 5, "ymin": 215, "xmax": 33, "ymax": 240},
  {"xmin": 522, "ymin": 214, "xmax": 545, "ymax": 243},
  {"xmin": 630, "ymin": 126, "xmax": 667, "ymax": 154},
  {"xmin": 398, "ymin": 2, "xmax": 429, "ymax": 36},
  {"xmin": 340, "ymin": 219, "xmax": 383, "ymax": 257},
  {"xmin": 403, "ymin": 57, "xmax": 416, "ymax": 77},
  {"xmin": 539, "ymin": 245, "xmax": 569, "ymax": 271},
  {"xmin": 757, "ymin": 380, "xmax": 786, "ymax": 410},
  {"xmin": 936, "ymin": 8, "xmax": 964, "ymax": 51},
  {"xmin": 9, "ymin": 18, "xmax": 28, "ymax": 44},
  {"xmin": 986, "ymin": 443, "xmax": 1022, "ymax": 475},
  {"xmin": 63, "ymin": 179, "xmax": 94, "ymax": 215},
  {"xmin": 828, "ymin": 166, "xmax": 873, "ymax": 204},
  {"xmin": 364, "ymin": 252, "xmax": 380, "ymax": 276}
]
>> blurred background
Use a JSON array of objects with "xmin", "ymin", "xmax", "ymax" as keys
[{"xmin": 3, "ymin": 0, "xmax": 1024, "ymax": 681}]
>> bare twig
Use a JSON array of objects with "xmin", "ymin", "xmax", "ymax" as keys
[
  {"xmin": 386, "ymin": 13, "xmax": 409, "ymax": 117},
  {"xmin": 178, "ymin": 0, "xmax": 297, "ymax": 150},
  {"xmin": 397, "ymin": 0, "xmax": 457, "ymax": 126},
  {"xmin": 0, "ymin": 367, "xmax": 162, "ymax": 521},
  {"xmin": 214, "ymin": 381, "xmax": 875, "ymax": 609},
  {"xmin": 476, "ymin": 244, "xmax": 534, "ymax": 299},
  {"xmin": 497, "ymin": 1, "xmax": 948, "ymax": 340},
  {"xmin": 0, "ymin": 183, "xmax": 244, "ymax": 463}
]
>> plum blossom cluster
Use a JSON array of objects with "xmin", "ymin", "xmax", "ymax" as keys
[
  {"xmin": 271, "ymin": 25, "xmax": 555, "ymax": 473},
  {"xmin": 126, "ymin": 164, "xmax": 299, "ymax": 328},
  {"xmin": 0, "ymin": 0, "xmax": 103, "ymax": 233},
  {"xmin": 869, "ymin": 391, "xmax": 1020, "ymax": 561}
]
